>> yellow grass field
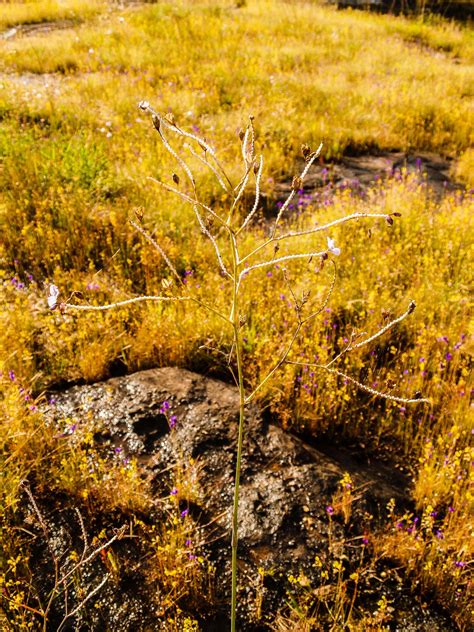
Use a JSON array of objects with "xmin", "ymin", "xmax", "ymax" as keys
[{"xmin": 1, "ymin": 1, "xmax": 473, "ymax": 629}]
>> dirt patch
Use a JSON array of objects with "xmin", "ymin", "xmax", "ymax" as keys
[
  {"xmin": 0, "ymin": 19, "xmax": 76, "ymax": 41},
  {"xmin": 335, "ymin": 1, "xmax": 474, "ymax": 22},
  {"xmin": 272, "ymin": 150, "xmax": 462, "ymax": 208}
]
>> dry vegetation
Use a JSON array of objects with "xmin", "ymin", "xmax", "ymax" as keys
[{"xmin": 1, "ymin": 0, "xmax": 473, "ymax": 629}]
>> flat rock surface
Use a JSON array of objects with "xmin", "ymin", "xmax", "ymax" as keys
[{"xmin": 273, "ymin": 151, "xmax": 462, "ymax": 202}]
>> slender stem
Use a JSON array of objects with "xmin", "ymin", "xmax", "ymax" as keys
[
  {"xmin": 230, "ymin": 231, "xmax": 245, "ymax": 632},
  {"xmin": 245, "ymin": 323, "xmax": 302, "ymax": 404}
]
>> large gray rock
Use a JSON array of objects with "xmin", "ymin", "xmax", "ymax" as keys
[{"xmin": 44, "ymin": 368, "xmax": 455, "ymax": 630}]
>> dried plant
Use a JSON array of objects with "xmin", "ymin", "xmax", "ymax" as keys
[
  {"xmin": 49, "ymin": 103, "xmax": 429, "ymax": 630},
  {"xmin": 16, "ymin": 483, "xmax": 125, "ymax": 631}
]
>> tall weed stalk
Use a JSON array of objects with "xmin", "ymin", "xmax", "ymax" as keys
[{"xmin": 52, "ymin": 103, "xmax": 429, "ymax": 629}]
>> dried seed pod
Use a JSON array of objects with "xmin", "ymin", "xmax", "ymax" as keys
[
  {"xmin": 172, "ymin": 173, "xmax": 180, "ymax": 185},
  {"xmin": 292, "ymin": 176, "xmax": 303, "ymax": 190},
  {"xmin": 386, "ymin": 215, "xmax": 394, "ymax": 226},
  {"xmin": 152, "ymin": 115, "xmax": 161, "ymax": 132},
  {"xmin": 301, "ymin": 144, "xmax": 312, "ymax": 160},
  {"xmin": 238, "ymin": 128, "xmax": 245, "ymax": 141},
  {"xmin": 408, "ymin": 300, "xmax": 416, "ymax": 314},
  {"xmin": 161, "ymin": 278, "xmax": 173, "ymax": 290},
  {"xmin": 253, "ymin": 161, "xmax": 259, "ymax": 175},
  {"xmin": 134, "ymin": 207, "xmax": 144, "ymax": 222},
  {"xmin": 393, "ymin": 212, "xmax": 402, "ymax": 217},
  {"xmin": 165, "ymin": 112, "xmax": 176, "ymax": 125}
]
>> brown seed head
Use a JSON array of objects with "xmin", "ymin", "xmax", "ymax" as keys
[
  {"xmin": 292, "ymin": 176, "xmax": 303, "ymax": 191},
  {"xmin": 301, "ymin": 144, "xmax": 312, "ymax": 160},
  {"xmin": 152, "ymin": 115, "xmax": 160, "ymax": 132}
]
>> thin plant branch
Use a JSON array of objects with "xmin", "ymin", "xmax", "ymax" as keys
[
  {"xmin": 56, "ymin": 574, "xmax": 109, "ymax": 632},
  {"xmin": 185, "ymin": 142, "xmax": 230, "ymax": 193},
  {"xmin": 271, "ymin": 142, "xmax": 323, "ymax": 237},
  {"xmin": 227, "ymin": 164, "xmax": 252, "ymax": 225},
  {"xmin": 192, "ymin": 204, "xmax": 231, "ymax": 278},
  {"xmin": 65, "ymin": 296, "xmax": 192, "ymax": 311},
  {"xmin": 130, "ymin": 219, "xmax": 182, "ymax": 283},
  {"xmin": 237, "ymin": 154, "xmax": 264, "ymax": 234},
  {"xmin": 348, "ymin": 300, "xmax": 416, "ymax": 351},
  {"xmin": 240, "ymin": 211, "xmax": 391, "ymax": 267},
  {"xmin": 139, "ymin": 101, "xmax": 233, "ymax": 190},
  {"xmin": 239, "ymin": 250, "xmax": 326, "ymax": 282},
  {"xmin": 149, "ymin": 177, "xmax": 229, "ymax": 229},
  {"xmin": 246, "ymin": 261, "xmax": 337, "ymax": 404},
  {"xmin": 286, "ymin": 362, "xmax": 430, "ymax": 404},
  {"xmin": 324, "ymin": 300, "xmax": 416, "ymax": 368}
]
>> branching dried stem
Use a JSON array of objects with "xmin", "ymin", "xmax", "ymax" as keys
[
  {"xmin": 239, "ymin": 212, "xmax": 391, "ymax": 267},
  {"xmin": 246, "ymin": 261, "xmax": 337, "ymax": 404},
  {"xmin": 20, "ymin": 483, "xmax": 125, "ymax": 631},
  {"xmin": 139, "ymin": 100, "xmax": 233, "ymax": 190},
  {"xmin": 271, "ymin": 142, "xmax": 323, "ymax": 237},
  {"xmin": 130, "ymin": 219, "xmax": 182, "ymax": 283},
  {"xmin": 237, "ymin": 155, "xmax": 263, "ymax": 234},
  {"xmin": 347, "ymin": 300, "xmax": 416, "ymax": 352},
  {"xmin": 286, "ymin": 363, "xmax": 430, "ymax": 404},
  {"xmin": 149, "ymin": 177, "xmax": 229, "ymax": 229},
  {"xmin": 285, "ymin": 299, "xmax": 429, "ymax": 404},
  {"xmin": 65, "ymin": 296, "xmax": 191, "ymax": 311},
  {"xmin": 192, "ymin": 204, "xmax": 231, "ymax": 278},
  {"xmin": 56, "ymin": 574, "xmax": 110, "ymax": 632},
  {"xmin": 185, "ymin": 142, "xmax": 229, "ymax": 193},
  {"xmin": 239, "ymin": 250, "xmax": 326, "ymax": 285},
  {"xmin": 55, "ymin": 104, "xmax": 430, "ymax": 632},
  {"xmin": 65, "ymin": 295, "xmax": 230, "ymax": 325}
]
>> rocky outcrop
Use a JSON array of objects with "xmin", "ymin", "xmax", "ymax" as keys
[{"xmin": 44, "ymin": 368, "xmax": 455, "ymax": 630}]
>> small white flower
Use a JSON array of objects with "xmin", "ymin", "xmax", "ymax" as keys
[
  {"xmin": 327, "ymin": 236, "xmax": 341, "ymax": 256},
  {"xmin": 47, "ymin": 284, "xmax": 60, "ymax": 309},
  {"xmin": 138, "ymin": 100, "xmax": 150, "ymax": 111}
]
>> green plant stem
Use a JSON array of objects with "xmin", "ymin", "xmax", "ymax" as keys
[{"xmin": 230, "ymin": 232, "xmax": 245, "ymax": 632}]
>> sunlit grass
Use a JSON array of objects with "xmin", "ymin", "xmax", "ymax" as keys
[
  {"xmin": 0, "ymin": 1, "xmax": 472, "ymax": 163},
  {"xmin": 1, "ymin": 0, "xmax": 473, "ymax": 628},
  {"xmin": 0, "ymin": 0, "xmax": 107, "ymax": 30}
]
